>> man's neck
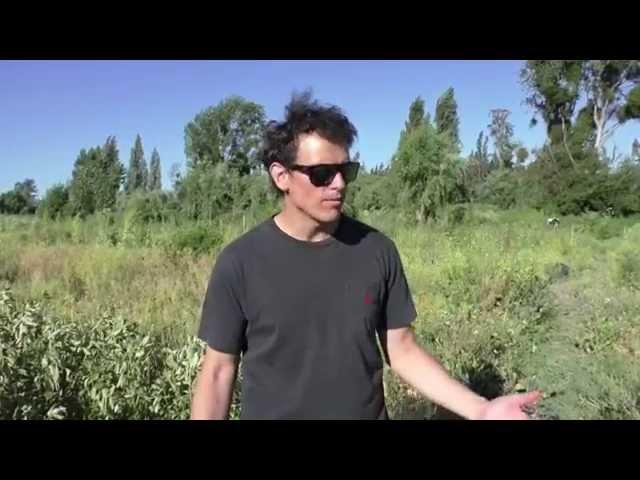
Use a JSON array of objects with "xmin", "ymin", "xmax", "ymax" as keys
[{"xmin": 274, "ymin": 205, "xmax": 340, "ymax": 243}]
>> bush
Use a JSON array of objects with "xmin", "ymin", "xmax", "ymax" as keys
[
  {"xmin": 37, "ymin": 184, "xmax": 70, "ymax": 220},
  {"xmin": 610, "ymin": 248, "xmax": 640, "ymax": 291},
  {"xmin": 123, "ymin": 191, "xmax": 173, "ymax": 225},
  {"xmin": 438, "ymin": 204, "xmax": 468, "ymax": 227},
  {"xmin": 163, "ymin": 224, "xmax": 223, "ymax": 257},
  {"xmin": 476, "ymin": 169, "xmax": 521, "ymax": 209},
  {"xmin": 0, "ymin": 288, "xmax": 236, "ymax": 420},
  {"xmin": 577, "ymin": 216, "xmax": 626, "ymax": 241}
]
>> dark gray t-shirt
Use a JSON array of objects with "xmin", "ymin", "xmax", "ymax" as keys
[{"xmin": 198, "ymin": 214, "xmax": 417, "ymax": 419}]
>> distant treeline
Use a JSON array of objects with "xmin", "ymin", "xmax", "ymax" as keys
[{"xmin": 2, "ymin": 60, "xmax": 639, "ymax": 221}]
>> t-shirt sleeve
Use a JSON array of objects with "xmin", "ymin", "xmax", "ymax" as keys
[
  {"xmin": 381, "ymin": 241, "xmax": 417, "ymax": 331},
  {"xmin": 197, "ymin": 247, "xmax": 247, "ymax": 355}
]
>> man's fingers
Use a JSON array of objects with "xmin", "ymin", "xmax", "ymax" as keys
[{"xmin": 515, "ymin": 390, "xmax": 543, "ymax": 407}]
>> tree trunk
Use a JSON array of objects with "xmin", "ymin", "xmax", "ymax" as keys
[
  {"xmin": 593, "ymin": 98, "xmax": 608, "ymax": 153},
  {"xmin": 560, "ymin": 117, "xmax": 578, "ymax": 170}
]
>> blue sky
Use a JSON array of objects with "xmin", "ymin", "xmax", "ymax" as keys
[{"xmin": 1, "ymin": 60, "xmax": 637, "ymax": 196}]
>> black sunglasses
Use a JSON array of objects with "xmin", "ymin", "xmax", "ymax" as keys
[{"xmin": 288, "ymin": 161, "xmax": 360, "ymax": 187}]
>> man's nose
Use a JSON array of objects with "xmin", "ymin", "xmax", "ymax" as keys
[{"xmin": 329, "ymin": 171, "xmax": 346, "ymax": 190}]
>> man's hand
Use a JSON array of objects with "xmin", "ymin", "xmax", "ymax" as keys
[
  {"xmin": 383, "ymin": 327, "xmax": 543, "ymax": 420},
  {"xmin": 473, "ymin": 391, "xmax": 542, "ymax": 420}
]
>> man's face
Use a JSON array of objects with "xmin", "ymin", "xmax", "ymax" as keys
[{"xmin": 281, "ymin": 132, "xmax": 351, "ymax": 224}]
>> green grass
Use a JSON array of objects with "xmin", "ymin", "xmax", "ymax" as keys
[{"xmin": 1, "ymin": 207, "xmax": 639, "ymax": 419}]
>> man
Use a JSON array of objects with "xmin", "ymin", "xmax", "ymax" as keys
[{"xmin": 191, "ymin": 91, "xmax": 541, "ymax": 420}]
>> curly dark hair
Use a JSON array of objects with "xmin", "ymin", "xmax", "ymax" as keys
[{"xmin": 260, "ymin": 89, "xmax": 358, "ymax": 193}]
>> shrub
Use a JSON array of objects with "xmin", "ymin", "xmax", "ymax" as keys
[
  {"xmin": 37, "ymin": 184, "xmax": 70, "ymax": 220},
  {"xmin": 610, "ymin": 248, "xmax": 640, "ymax": 291},
  {"xmin": 0, "ymin": 288, "xmax": 239, "ymax": 419},
  {"xmin": 163, "ymin": 224, "xmax": 223, "ymax": 257}
]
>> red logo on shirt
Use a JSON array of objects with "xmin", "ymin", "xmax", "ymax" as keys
[{"xmin": 364, "ymin": 291, "xmax": 374, "ymax": 305}]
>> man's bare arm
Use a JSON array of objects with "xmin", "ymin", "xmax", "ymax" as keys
[
  {"xmin": 381, "ymin": 327, "xmax": 489, "ymax": 420},
  {"xmin": 190, "ymin": 346, "xmax": 239, "ymax": 420}
]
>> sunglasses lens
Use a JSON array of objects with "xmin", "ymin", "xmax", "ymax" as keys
[
  {"xmin": 310, "ymin": 166, "xmax": 336, "ymax": 187},
  {"xmin": 342, "ymin": 162, "xmax": 359, "ymax": 183},
  {"xmin": 301, "ymin": 162, "xmax": 360, "ymax": 187}
]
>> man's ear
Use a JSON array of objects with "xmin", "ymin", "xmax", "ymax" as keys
[{"xmin": 269, "ymin": 162, "xmax": 290, "ymax": 194}]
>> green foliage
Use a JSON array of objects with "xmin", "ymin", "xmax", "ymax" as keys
[
  {"xmin": 610, "ymin": 246, "xmax": 640, "ymax": 291},
  {"xmin": 119, "ymin": 192, "xmax": 182, "ymax": 247},
  {"xmin": 435, "ymin": 87, "xmax": 461, "ymax": 151},
  {"xmin": 438, "ymin": 203, "xmax": 469, "ymax": 227},
  {"xmin": 37, "ymin": 184, "xmax": 70, "ymax": 219},
  {"xmin": 515, "ymin": 147, "xmax": 529, "ymax": 165},
  {"xmin": 397, "ymin": 96, "xmax": 427, "ymax": 148},
  {"xmin": 349, "ymin": 171, "xmax": 399, "ymax": 214},
  {"xmin": 3, "ymin": 208, "xmax": 640, "ymax": 419},
  {"xmin": 125, "ymin": 134, "xmax": 146, "ymax": 194},
  {"xmin": 406, "ymin": 96, "xmax": 425, "ymax": 133},
  {"xmin": 620, "ymin": 84, "xmax": 640, "ymax": 121},
  {"xmin": 148, "ymin": 148, "xmax": 162, "ymax": 191},
  {"xmin": 0, "ymin": 288, "xmax": 218, "ymax": 419},
  {"xmin": 633, "ymin": 139, "xmax": 640, "ymax": 162},
  {"xmin": 475, "ymin": 168, "xmax": 521, "ymax": 209},
  {"xmin": 122, "ymin": 191, "xmax": 176, "ymax": 224},
  {"xmin": 520, "ymin": 60, "xmax": 584, "ymax": 145},
  {"xmin": 393, "ymin": 122, "xmax": 462, "ymax": 220},
  {"xmin": 69, "ymin": 140, "xmax": 124, "ymax": 217},
  {"xmin": 163, "ymin": 224, "xmax": 223, "ymax": 257},
  {"xmin": 96, "ymin": 137, "xmax": 125, "ymax": 211},
  {"xmin": 583, "ymin": 61, "xmax": 640, "ymax": 142},
  {"xmin": 69, "ymin": 148, "xmax": 95, "ymax": 216},
  {"xmin": 570, "ymin": 102, "xmax": 597, "ymax": 150},
  {"xmin": 521, "ymin": 145, "xmax": 636, "ymax": 215},
  {"xmin": 604, "ymin": 159, "xmax": 640, "ymax": 215},
  {"xmin": 178, "ymin": 163, "xmax": 232, "ymax": 221},
  {"xmin": 177, "ymin": 163, "xmax": 277, "ymax": 222},
  {"xmin": 488, "ymin": 109, "xmax": 515, "ymax": 168},
  {"xmin": 463, "ymin": 131, "xmax": 492, "ymax": 199},
  {"xmin": 184, "ymin": 96, "xmax": 266, "ymax": 175},
  {"xmin": 0, "ymin": 179, "xmax": 38, "ymax": 215}
]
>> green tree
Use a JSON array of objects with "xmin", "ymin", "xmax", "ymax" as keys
[
  {"xmin": 435, "ymin": 87, "xmax": 461, "ymax": 151},
  {"xmin": 15, "ymin": 179, "xmax": 38, "ymax": 212},
  {"xmin": 570, "ymin": 101, "xmax": 598, "ymax": 150},
  {"xmin": 148, "ymin": 148, "xmax": 162, "ymax": 191},
  {"xmin": 69, "ymin": 148, "xmax": 98, "ymax": 216},
  {"xmin": 393, "ymin": 96, "xmax": 429, "ymax": 167},
  {"xmin": 126, "ymin": 134, "xmax": 146, "ymax": 193},
  {"xmin": 477, "ymin": 168, "xmax": 524, "ymax": 209},
  {"xmin": 462, "ymin": 131, "xmax": 491, "ymax": 200},
  {"xmin": 520, "ymin": 60, "xmax": 584, "ymax": 146},
  {"xmin": 515, "ymin": 146, "xmax": 529, "ymax": 165},
  {"xmin": 473, "ymin": 130, "xmax": 491, "ymax": 170},
  {"xmin": 68, "ymin": 139, "xmax": 123, "ymax": 217},
  {"xmin": 488, "ymin": 109, "xmax": 515, "ymax": 169},
  {"xmin": 608, "ymin": 157, "xmax": 640, "ymax": 215},
  {"xmin": 95, "ymin": 136, "xmax": 125, "ymax": 210},
  {"xmin": 140, "ymin": 156, "xmax": 149, "ymax": 193},
  {"xmin": 394, "ymin": 122, "xmax": 461, "ymax": 221},
  {"xmin": 177, "ymin": 162, "xmax": 245, "ymax": 221},
  {"xmin": 0, "ymin": 191, "xmax": 25, "ymax": 214},
  {"xmin": 0, "ymin": 179, "xmax": 37, "ymax": 214},
  {"xmin": 37, "ymin": 183, "xmax": 69, "ymax": 219},
  {"xmin": 582, "ymin": 60, "xmax": 640, "ymax": 153},
  {"xmin": 632, "ymin": 139, "xmax": 640, "ymax": 163},
  {"xmin": 184, "ymin": 96, "xmax": 266, "ymax": 175},
  {"xmin": 169, "ymin": 163, "xmax": 183, "ymax": 192},
  {"xmin": 406, "ymin": 96, "xmax": 425, "ymax": 134}
]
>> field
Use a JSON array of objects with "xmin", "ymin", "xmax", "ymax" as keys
[{"xmin": 1, "ymin": 206, "xmax": 639, "ymax": 419}]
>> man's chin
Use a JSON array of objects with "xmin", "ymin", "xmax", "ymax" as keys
[{"xmin": 310, "ymin": 206, "xmax": 342, "ymax": 225}]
